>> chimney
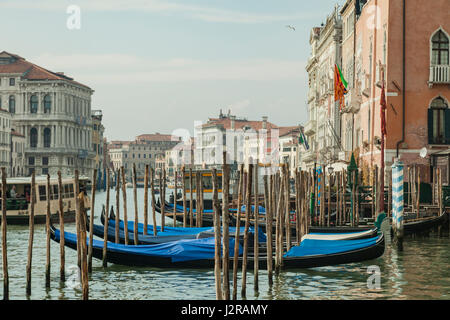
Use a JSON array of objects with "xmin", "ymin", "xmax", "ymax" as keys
[
  {"xmin": 262, "ymin": 116, "xmax": 268, "ymax": 129},
  {"xmin": 230, "ymin": 115, "xmax": 236, "ymax": 130}
]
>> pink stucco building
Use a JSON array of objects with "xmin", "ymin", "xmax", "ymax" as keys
[{"xmin": 339, "ymin": 0, "xmax": 450, "ymax": 184}]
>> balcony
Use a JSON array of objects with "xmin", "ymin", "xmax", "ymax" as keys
[
  {"xmin": 429, "ymin": 65, "xmax": 450, "ymax": 87},
  {"xmin": 304, "ymin": 120, "xmax": 317, "ymax": 135},
  {"xmin": 301, "ymin": 149, "xmax": 316, "ymax": 163}
]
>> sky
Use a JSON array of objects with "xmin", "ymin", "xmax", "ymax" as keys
[{"xmin": 0, "ymin": 0, "xmax": 344, "ymax": 141}]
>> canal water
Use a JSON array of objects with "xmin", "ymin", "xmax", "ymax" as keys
[{"xmin": 1, "ymin": 188, "xmax": 449, "ymax": 300}]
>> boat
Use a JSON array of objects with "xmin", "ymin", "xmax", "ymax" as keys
[
  {"xmin": 50, "ymin": 224, "xmax": 385, "ymax": 269},
  {"xmin": 395, "ymin": 211, "xmax": 449, "ymax": 236},
  {"xmin": 92, "ymin": 209, "xmax": 266, "ymax": 245},
  {"xmin": 154, "ymin": 199, "xmax": 216, "ymax": 227},
  {"xmin": 301, "ymin": 228, "xmax": 378, "ymax": 241},
  {"xmin": 104, "ymin": 207, "xmax": 379, "ymax": 242},
  {"xmin": 0, "ymin": 175, "xmax": 91, "ymax": 224}
]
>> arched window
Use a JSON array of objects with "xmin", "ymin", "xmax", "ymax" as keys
[
  {"xmin": 432, "ymin": 30, "xmax": 449, "ymax": 65},
  {"xmin": 30, "ymin": 128, "xmax": 38, "ymax": 148},
  {"xmin": 44, "ymin": 94, "xmax": 51, "ymax": 113},
  {"xmin": 30, "ymin": 95, "xmax": 38, "ymax": 113},
  {"xmin": 9, "ymin": 95, "xmax": 15, "ymax": 114},
  {"xmin": 43, "ymin": 128, "xmax": 51, "ymax": 148},
  {"xmin": 428, "ymin": 97, "xmax": 449, "ymax": 145}
]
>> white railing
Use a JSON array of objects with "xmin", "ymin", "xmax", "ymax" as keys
[{"xmin": 429, "ymin": 65, "xmax": 450, "ymax": 84}]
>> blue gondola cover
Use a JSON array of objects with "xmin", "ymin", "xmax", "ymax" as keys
[{"xmin": 283, "ymin": 236, "xmax": 380, "ymax": 258}]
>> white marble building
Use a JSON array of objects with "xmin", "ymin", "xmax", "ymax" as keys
[
  {"xmin": 0, "ymin": 51, "xmax": 95, "ymax": 177},
  {"xmin": 302, "ymin": 6, "xmax": 344, "ymax": 171}
]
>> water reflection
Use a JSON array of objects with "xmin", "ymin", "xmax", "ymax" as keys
[{"xmin": 0, "ymin": 188, "xmax": 449, "ymax": 300}]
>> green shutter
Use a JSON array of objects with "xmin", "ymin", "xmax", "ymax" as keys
[
  {"xmin": 428, "ymin": 109, "xmax": 434, "ymax": 144},
  {"xmin": 445, "ymin": 108, "xmax": 450, "ymax": 144}
]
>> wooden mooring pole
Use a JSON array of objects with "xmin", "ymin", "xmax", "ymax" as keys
[
  {"xmin": 144, "ymin": 165, "xmax": 149, "ymax": 235},
  {"xmin": 26, "ymin": 171, "xmax": 35, "ymax": 296},
  {"xmin": 121, "ymin": 167, "xmax": 129, "ymax": 244},
  {"xmin": 133, "ymin": 164, "xmax": 139, "ymax": 245},
  {"xmin": 182, "ymin": 166, "xmax": 187, "ymax": 228},
  {"xmin": 284, "ymin": 165, "xmax": 291, "ymax": 252},
  {"xmin": 57, "ymin": 171, "xmax": 65, "ymax": 282},
  {"xmin": 75, "ymin": 170, "xmax": 81, "ymax": 268},
  {"xmin": 265, "ymin": 173, "xmax": 273, "ymax": 286},
  {"xmin": 102, "ymin": 169, "xmax": 110, "ymax": 267},
  {"xmin": 173, "ymin": 169, "xmax": 177, "ymax": 227},
  {"xmin": 45, "ymin": 174, "xmax": 51, "ymax": 288},
  {"xmin": 150, "ymin": 168, "xmax": 157, "ymax": 236},
  {"xmin": 1, "ymin": 168, "xmax": 9, "ymax": 300},
  {"xmin": 74, "ymin": 170, "xmax": 81, "ymax": 268},
  {"xmin": 232, "ymin": 165, "xmax": 244, "ymax": 300},
  {"xmin": 222, "ymin": 154, "xmax": 230, "ymax": 300},
  {"xmin": 78, "ymin": 191, "xmax": 89, "ymax": 300},
  {"xmin": 115, "ymin": 169, "xmax": 120, "ymax": 244},
  {"xmin": 241, "ymin": 163, "xmax": 253, "ymax": 299},
  {"xmin": 253, "ymin": 162, "xmax": 259, "ymax": 294},
  {"xmin": 212, "ymin": 168, "xmax": 222, "ymax": 300},
  {"xmin": 88, "ymin": 169, "xmax": 97, "ymax": 273},
  {"xmin": 189, "ymin": 168, "xmax": 194, "ymax": 228}
]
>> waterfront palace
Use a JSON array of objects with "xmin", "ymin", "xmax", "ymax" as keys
[{"xmin": 0, "ymin": 51, "xmax": 98, "ymax": 178}]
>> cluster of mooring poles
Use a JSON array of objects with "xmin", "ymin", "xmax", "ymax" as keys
[{"xmin": 0, "ymin": 153, "xmax": 447, "ymax": 300}]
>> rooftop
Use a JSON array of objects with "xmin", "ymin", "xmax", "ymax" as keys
[
  {"xmin": 135, "ymin": 133, "xmax": 180, "ymax": 143},
  {"xmin": 0, "ymin": 51, "xmax": 91, "ymax": 90}
]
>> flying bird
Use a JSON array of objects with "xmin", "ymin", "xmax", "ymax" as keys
[{"xmin": 286, "ymin": 25, "xmax": 296, "ymax": 31}]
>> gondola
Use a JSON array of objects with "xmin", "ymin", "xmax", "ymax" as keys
[
  {"xmin": 94, "ymin": 209, "xmax": 266, "ymax": 245},
  {"xmin": 104, "ymin": 208, "xmax": 378, "ymax": 242},
  {"xmin": 50, "ymin": 224, "xmax": 385, "ymax": 269},
  {"xmin": 154, "ymin": 200, "xmax": 216, "ymax": 227},
  {"xmin": 396, "ymin": 211, "xmax": 449, "ymax": 236}
]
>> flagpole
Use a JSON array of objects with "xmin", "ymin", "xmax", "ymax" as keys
[{"xmin": 379, "ymin": 70, "xmax": 386, "ymax": 214}]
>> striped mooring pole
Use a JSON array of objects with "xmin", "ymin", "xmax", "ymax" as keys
[
  {"xmin": 317, "ymin": 166, "xmax": 322, "ymax": 225},
  {"xmin": 391, "ymin": 158, "xmax": 404, "ymax": 250}
]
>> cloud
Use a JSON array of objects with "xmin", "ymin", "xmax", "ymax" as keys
[
  {"xmin": 31, "ymin": 53, "xmax": 306, "ymax": 85},
  {"xmin": 0, "ymin": 0, "xmax": 313, "ymax": 24}
]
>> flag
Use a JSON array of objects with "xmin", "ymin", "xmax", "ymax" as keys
[
  {"xmin": 299, "ymin": 127, "xmax": 310, "ymax": 150},
  {"xmin": 334, "ymin": 64, "xmax": 348, "ymax": 110},
  {"xmin": 380, "ymin": 80, "xmax": 387, "ymax": 136}
]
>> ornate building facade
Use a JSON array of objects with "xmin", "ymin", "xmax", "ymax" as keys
[
  {"xmin": 0, "ymin": 51, "xmax": 96, "ymax": 177},
  {"xmin": 302, "ymin": 6, "xmax": 344, "ymax": 172}
]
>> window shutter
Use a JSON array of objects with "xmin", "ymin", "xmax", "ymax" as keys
[
  {"xmin": 428, "ymin": 109, "xmax": 434, "ymax": 144},
  {"xmin": 445, "ymin": 108, "xmax": 450, "ymax": 144}
]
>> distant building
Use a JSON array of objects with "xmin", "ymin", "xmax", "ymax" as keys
[
  {"xmin": 154, "ymin": 152, "xmax": 166, "ymax": 180},
  {"xmin": 165, "ymin": 137, "xmax": 195, "ymax": 181},
  {"xmin": 279, "ymin": 126, "xmax": 303, "ymax": 176},
  {"xmin": 107, "ymin": 133, "xmax": 181, "ymax": 180},
  {"xmin": 108, "ymin": 141, "xmax": 130, "ymax": 173},
  {"xmin": 194, "ymin": 110, "xmax": 278, "ymax": 171}
]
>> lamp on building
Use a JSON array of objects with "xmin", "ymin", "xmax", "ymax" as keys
[{"xmin": 328, "ymin": 166, "xmax": 334, "ymax": 175}]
